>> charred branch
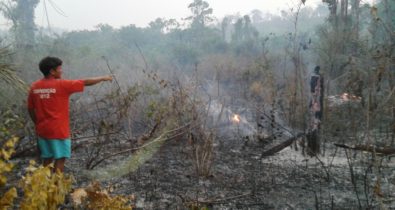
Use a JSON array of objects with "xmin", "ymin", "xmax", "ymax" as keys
[
  {"xmin": 11, "ymin": 144, "xmax": 37, "ymax": 158},
  {"xmin": 334, "ymin": 143, "xmax": 395, "ymax": 155},
  {"xmin": 261, "ymin": 132, "xmax": 305, "ymax": 158},
  {"xmin": 183, "ymin": 192, "xmax": 252, "ymax": 207},
  {"xmin": 86, "ymin": 122, "xmax": 192, "ymax": 169}
]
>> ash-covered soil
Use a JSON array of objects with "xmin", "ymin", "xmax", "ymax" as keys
[{"xmin": 64, "ymin": 131, "xmax": 395, "ymax": 210}]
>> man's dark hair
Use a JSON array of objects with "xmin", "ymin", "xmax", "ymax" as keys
[
  {"xmin": 314, "ymin": 65, "xmax": 320, "ymax": 73},
  {"xmin": 39, "ymin": 56, "xmax": 62, "ymax": 76}
]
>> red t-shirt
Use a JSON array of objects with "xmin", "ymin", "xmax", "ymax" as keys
[{"xmin": 27, "ymin": 78, "xmax": 84, "ymax": 139}]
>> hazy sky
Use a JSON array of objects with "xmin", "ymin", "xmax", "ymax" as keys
[
  {"xmin": 31, "ymin": 0, "xmax": 323, "ymax": 31},
  {"xmin": 0, "ymin": 0, "xmax": 375, "ymax": 31}
]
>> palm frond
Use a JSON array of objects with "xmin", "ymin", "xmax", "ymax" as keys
[{"xmin": 0, "ymin": 46, "xmax": 28, "ymax": 93}]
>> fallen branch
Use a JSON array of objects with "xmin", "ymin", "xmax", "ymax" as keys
[
  {"xmin": 11, "ymin": 145, "xmax": 37, "ymax": 158},
  {"xmin": 254, "ymin": 104, "xmax": 294, "ymax": 136},
  {"xmin": 71, "ymin": 132, "xmax": 120, "ymax": 151},
  {"xmin": 261, "ymin": 132, "xmax": 305, "ymax": 158},
  {"xmin": 184, "ymin": 192, "xmax": 252, "ymax": 206},
  {"xmin": 87, "ymin": 122, "xmax": 192, "ymax": 169},
  {"xmin": 334, "ymin": 143, "xmax": 395, "ymax": 155},
  {"xmin": 11, "ymin": 132, "xmax": 118, "ymax": 159},
  {"xmin": 72, "ymin": 132, "xmax": 119, "ymax": 141}
]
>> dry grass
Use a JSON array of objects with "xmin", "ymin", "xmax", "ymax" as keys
[{"xmin": 0, "ymin": 46, "xmax": 27, "ymax": 93}]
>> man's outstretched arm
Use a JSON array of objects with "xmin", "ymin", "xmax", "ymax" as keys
[{"xmin": 83, "ymin": 75, "xmax": 113, "ymax": 86}]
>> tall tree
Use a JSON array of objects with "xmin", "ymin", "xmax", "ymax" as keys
[
  {"xmin": 322, "ymin": 0, "xmax": 337, "ymax": 18},
  {"xmin": 351, "ymin": 0, "xmax": 360, "ymax": 40},
  {"xmin": 231, "ymin": 15, "xmax": 259, "ymax": 43},
  {"xmin": 243, "ymin": 15, "xmax": 252, "ymax": 40},
  {"xmin": 221, "ymin": 17, "xmax": 230, "ymax": 41},
  {"xmin": 0, "ymin": 0, "xmax": 40, "ymax": 48},
  {"xmin": 149, "ymin": 18, "xmax": 167, "ymax": 33},
  {"xmin": 149, "ymin": 18, "xmax": 180, "ymax": 33},
  {"xmin": 186, "ymin": 0, "xmax": 214, "ymax": 29},
  {"xmin": 232, "ymin": 18, "xmax": 243, "ymax": 42}
]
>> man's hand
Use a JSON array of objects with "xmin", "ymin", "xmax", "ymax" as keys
[
  {"xmin": 102, "ymin": 75, "xmax": 113, "ymax": 82},
  {"xmin": 84, "ymin": 75, "xmax": 113, "ymax": 86}
]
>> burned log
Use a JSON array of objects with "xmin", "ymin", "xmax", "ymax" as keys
[
  {"xmin": 11, "ymin": 145, "xmax": 38, "ymax": 158},
  {"xmin": 86, "ymin": 122, "xmax": 192, "ymax": 169},
  {"xmin": 306, "ymin": 129, "xmax": 320, "ymax": 156},
  {"xmin": 334, "ymin": 143, "xmax": 395, "ymax": 155},
  {"xmin": 261, "ymin": 132, "xmax": 305, "ymax": 158}
]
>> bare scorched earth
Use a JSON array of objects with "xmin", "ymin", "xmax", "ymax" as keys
[{"xmin": 66, "ymin": 127, "xmax": 395, "ymax": 210}]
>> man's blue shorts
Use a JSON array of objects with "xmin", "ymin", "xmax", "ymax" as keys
[{"xmin": 37, "ymin": 137, "xmax": 71, "ymax": 159}]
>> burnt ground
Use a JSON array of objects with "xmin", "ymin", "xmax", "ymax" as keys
[
  {"xmin": 7, "ymin": 116, "xmax": 395, "ymax": 210},
  {"xmin": 62, "ymin": 129, "xmax": 395, "ymax": 210}
]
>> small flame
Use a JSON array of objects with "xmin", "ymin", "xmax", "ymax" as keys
[
  {"xmin": 341, "ymin": 92, "xmax": 361, "ymax": 101},
  {"xmin": 232, "ymin": 114, "xmax": 241, "ymax": 123},
  {"xmin": 328, "ymin": 92, "xmax": 362, "ymax": 106},
  {"xmin": 341, "ymin": 93, "xmax": 349, "ymax": 101}
]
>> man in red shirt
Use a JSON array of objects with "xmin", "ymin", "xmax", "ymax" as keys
[{"xmin": 28, "ymin": 56, "xmax": 113, "ymax": 172}]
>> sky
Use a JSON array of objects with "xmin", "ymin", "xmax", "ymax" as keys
[
  {"xmin": 0, "ymin": 0, "xmax": 375, "ymax": 31},
  {"xmin": 32, "ymin": 0, "xmax": 324, "ymax": 31}
]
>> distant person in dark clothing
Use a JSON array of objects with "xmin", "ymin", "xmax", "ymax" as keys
[
  {"xmin": 307, "ymin": 65, "xmax": 324, "ymax": 155},
  {"xmin": 310, "ymin": 65, "xmax": 324, "ymax": 128},
  {"xmin": 310, "ymin": 66, "xmax": 321, "ymax": 92}
]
